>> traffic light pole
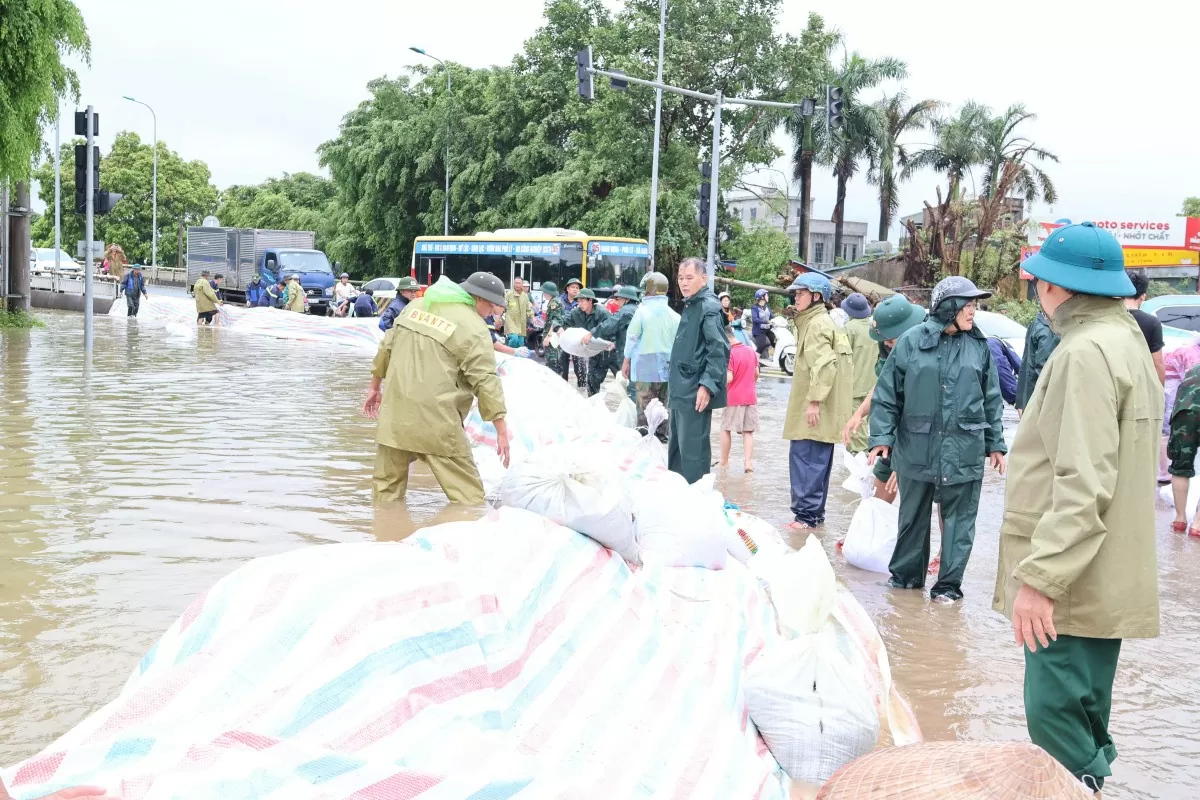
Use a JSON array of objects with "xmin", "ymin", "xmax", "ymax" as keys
[
  {"xmin": 584, "ymin": 62, "xmax": 802, "ymax": 289},
  {"xmin": 84, "ymin": 104, "xmax": 94, "ymax": 353}
]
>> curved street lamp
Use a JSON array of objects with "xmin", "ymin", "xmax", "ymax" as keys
[
  {"xmin": 410, "ymin": 47, "xmax": 451, "ymax": 237},
  {"xmin": 123, "ymin": 96, "xmax": 157, "ymax": 267}
]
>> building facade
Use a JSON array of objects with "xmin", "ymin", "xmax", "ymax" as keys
[{"xmin": 725, "ymin": 189, "xmax": 869, "ymax": 268}]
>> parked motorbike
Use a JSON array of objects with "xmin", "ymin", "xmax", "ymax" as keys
[{"xmin": 771, "ymin": 315, "xmax": 796, "ymax": 376}]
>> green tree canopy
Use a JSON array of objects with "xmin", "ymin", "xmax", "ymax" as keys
[
  {"xmin": 722, "ymin": 224, "xmax": 793, "ymax": 307},
  {"xmin": 31, "ymin": 132, "xmax": 218, "ymax": 267},
  {"xmin": 0, "ymin": 0, "xmax": 89, "ymax": 181},
  {"xmin": 1182, "ymin": 197, "xmax": 1200, "ymax": 217},
  {"xmin": 319, "ymin": 0, "xmax": 838, "ymax": 279},
  {"xmin": 217, "ymin": 172, "xmax": 335, "ymax": 249}
]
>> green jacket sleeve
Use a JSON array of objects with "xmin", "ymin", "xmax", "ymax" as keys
[
  {"xmin": 699, "ymin": 307, "xmax": 730, "ymax": 397},
  {"xmin": 804, "ymin": 322, "xmax": 839, "ymax": 403},
  {"xmin": 564, "ymin": 307, "xmax": 583, "ymax": 328},
  {"xmin": 982, "ymin": 344, "xmax": 1008, "ymax": 454},
  {"xmin": 1015, "ymin": 346, "xmax": 1117, "ymax": 600},
  {"xmin": 592, "ymin": 309, "xmax": 623, "ymax": 341},
  {"xmin": 458, "ymin": 324, "xmax": 506, "ymax": 422},
  {"xmin": 868, "ymin": 343, "xmax": 905, "ymax": 449}
]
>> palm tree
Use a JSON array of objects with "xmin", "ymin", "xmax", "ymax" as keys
[
  {"xmin": 905, "ymin": 101, "xmax": 989, "ymax": 210},
  {"xmin": 792, "ymin": 52, "xmax": 905, "ymax": 262},
  {"xmin": 979, "ymin": 104, "xmax": 1058, "ymax": 206},
  {"xmin": 866, "ymin": 92, "xmax": 940, "ymax": 242}
]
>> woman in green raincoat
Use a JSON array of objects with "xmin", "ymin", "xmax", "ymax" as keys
[{"xmin": 868, "ymin": 276, "xmax": 1007, "ymax": 602}]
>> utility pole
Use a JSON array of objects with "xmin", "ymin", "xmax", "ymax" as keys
[
  {"xmin": 797, "ymin": 114, "xmax": 813, "ymax": 262},
  {"xmin": 1, "ymin": 183, "xmax": 8, "ymax": 310},
  {"xmin": 10, "ymin": 181, "xmax": 31, "ymax": 312},
  {"xmin": 123, "ymin": 97, "xmax": 157, "ymax": 266},
  {"xmin": 578, "ymin": 51, "xmax": 802, "ymax": 291},
  {"xmin": 646, "ymin": 0, "xmax": 667, "ymax": 265},
  {"xmin": 84, "ymin": 104, "xmax": 95, "ymax": 353}
]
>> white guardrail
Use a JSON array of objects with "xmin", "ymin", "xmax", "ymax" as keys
[{"xmin": 31, "ymin": 272, "xmax": 120, "ymax": 300}]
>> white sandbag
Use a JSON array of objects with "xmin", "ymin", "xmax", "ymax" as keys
[
  {"xmin": 840, "ymin": 450, "xmax": 873, "ymax": 498},
  {"xmin": 609, "ymin": 374, "xmax": 638, "ymax": 428},
  {"xmin": 623, "ymin": 399, "xmax": 669, "ymax": 479},
  {"xmin": 745, "ymin": 629, "xmax": 880, "ymax": 785},
  {"xmin": 842, "ymin": 497, "xmax": 899, "ymax": 574},
  {"xmin": 558, "ymin": 327, "xmax": 613, "ymax": 358},
  {"xmin": 497, "ymin": 445, "xmax": 638, "ymax": 563},
  {"xmin": 749, "ymin": 537, "xmax": 836, "ymax": 638},
  {"xmin": 727, "ymin": 510, "xmax": 788, "ymax": 558},
  {"xmin": 633, "ymin": 472, "xmax": 728, "ymax": 569}
]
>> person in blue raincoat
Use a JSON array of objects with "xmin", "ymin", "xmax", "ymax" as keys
[
  {"xmin": 869, "ymin": 276, "xmax": 1007, "ymax": 603},
  {"xmin": 245, "ymin": 274, "xmax": 268, "ymax": 307}
]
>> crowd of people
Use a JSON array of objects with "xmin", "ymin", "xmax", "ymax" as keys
[{"xmin": 359, "ymin": 222, "xmax": 1170, "ymax": 796}]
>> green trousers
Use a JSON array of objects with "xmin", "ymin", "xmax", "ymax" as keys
[
  {"xmin": 667, "ymin": 405, "xmax": 713, "ymax": 484},
  {"xmin": 372, "ymin": 443, "xmax": 486, "ymax": 506},
  {"xmin": 1025, "ymin": 635, "xmax": 1121, "ymax": 791},
  {"xmin": 889, "ymin": 475, "xmax": 981, "ymax": 600},
  {"xmin": 848, "ymin": 394, "xmax": 869, "ymax": 453}
]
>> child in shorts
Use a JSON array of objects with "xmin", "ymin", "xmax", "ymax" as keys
[{"xmin": 719, "ymin": 324, "xmax": 760, "ymax": 472}]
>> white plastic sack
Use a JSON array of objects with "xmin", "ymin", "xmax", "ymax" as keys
[
  {"xmin": 623, "ymin": 399, "xmax": 669, "ymax": 479},
  {"xmin": 558, "ymin": 327, "xmax": 612, "ymax": 358},
  {"xmin": 633, "ymin": 472, "xmax": 728, "ymax": 569},
  {"xmin": 745, "ymin": 629, "xmax": 880, "ymax": 784},
  {"xmin": 749, "ymin": 537, "xmax": 836, "ymax": 638},
  {"xmin": 842, "ymin": 497, "xmax": 899, "ymax": 574},
  {"xmin": 840, "ymin": 450, "xmax": 873, "ymax": 499},
  {"xmin": 498, "ymin": 445, "xmax": 637, "ymax": 563},
  {"xmin": 610, "ymin": 374, "xmax": 638, "ymax": 428}
]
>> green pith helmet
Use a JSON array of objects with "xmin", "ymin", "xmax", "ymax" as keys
[
  {"xmin": 541, "ymin": 281, "xmax": 559, "ymax": 295},
  {"xmin": 576, "ymin": 288, "xmax": 598, "ymax": 301},
  {"xmin": 565, "ymin": 277, "xmax": 583, "ymax": 289},
  {"xmin": 396, "ymin": 276, "xmax": 420, "ymax": 291},
  {"xmin": 462, "ymin": 272, "xmax": 508, "ymax": 308},
  {"xmin": 641, "ymin": 272, "xmax": 669, "ymax": 296},
  {"xmin": 869, "ymin": 295, "xmax": 928, "ymax": 342},
  {"xmin": 1022, "ymin": 221, "xmax": 1133, "ymax": 297},
  {"xmin": 615, "ymin": 285, "xmax": 641, "ymax": 302}
]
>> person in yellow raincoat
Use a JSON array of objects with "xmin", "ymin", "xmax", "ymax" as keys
[
  {"xmin": 284, "ymin": 275, "xmax": 307, "ymax": 313},
  {"xmin": 363, "ymin": 272, "xmax": 511, "ymax": 505},
  {"xmin": 839, "ymin": 292, "xmax": 876, "ymax": 453},
  {"xmin": 782, "ymin": 273, "xmax": 853, "ymax": 530},
  {"xmin": 192, "ymin": 270, "xmax": 222, "ymax": 325}
]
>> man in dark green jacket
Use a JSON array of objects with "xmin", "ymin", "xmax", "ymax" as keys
[
  {"xmin": 869, "ymin": 276, "xmax": 1007, "ymax": 602},
  {"xmin": 1014, "ymin": 309, "xmax": 1060, "ymax": 414},
  {"xmin": 668, "ymin": 258, "xmax": 729, "ymax": 483},
  {"xmin": 562, "ymin": 288, "xmax": 611, "ymax": 396}
]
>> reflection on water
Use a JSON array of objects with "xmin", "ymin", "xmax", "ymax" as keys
[{"xmin": 2, "ymin": 313, "xmax": 1197, "ymax": 797}]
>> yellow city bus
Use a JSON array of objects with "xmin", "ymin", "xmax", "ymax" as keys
[{"xmin": 410, "ymin": 228, "xmax": 650, "ymax": 297}]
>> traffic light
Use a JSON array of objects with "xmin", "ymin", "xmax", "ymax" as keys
[
  {"xmin": 698, "ymin": 161, "xmax": 712, "ymax": 228},
  {"xmin": 95, "ymin": 190, "xmax": 124, "ymax": 215},
  {"xmin": 826, "ymin": 85, "xmax": 845, "ymax": 132},
  {"xmin": 609, "ymin": 69, "xmax": 628, "ymax": 91},
  {"xmin": 576, "ymin": 47, "xmax": 594, "ymax": 100},
  {"xmin": 74, "ymin": 144, "xmax": 99, "ymax": 213}
]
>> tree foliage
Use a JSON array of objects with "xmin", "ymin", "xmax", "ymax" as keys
[
  {"xmin": 31, "ymin": 132, "xmax": 218, "ymax": 266},
  {"xmin": 722, "ymin": 224, "xmax": 793, "ymax": 307},
  {"xmin": 319, "ymin": 0, "xmax": 838, "ymax": 278},
  {"xmin": 217, "ymin": 172, "xmax": 335, "ymax": 249},
  {"xmin": 1181, "ymin": 197, "xmax": 1200, "ymax": 218},
  {"xmin": 0, "ymin": 0, "xmax": 89, "ymax": 181},
  {"xmin": 866, "ymin": 92, "xmax": 939, "ymax": 241}
]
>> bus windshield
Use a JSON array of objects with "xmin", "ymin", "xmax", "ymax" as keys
[{"xmin": 588, "ymin": 254, "xmax": 649, "ymax": 290}]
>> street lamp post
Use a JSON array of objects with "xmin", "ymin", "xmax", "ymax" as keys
[
  {"xmin": 410, "ymin": 47, "xmax": 451, "ymax": 237},
  {"xmin": 122, "ymin": 96, "xmax": 157, "ymax": 267},
  {"xmin": 647, "ymin": 0, "xmax": 666, "ymax": 265}
]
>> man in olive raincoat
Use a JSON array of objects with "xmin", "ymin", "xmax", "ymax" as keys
[
  {"xmin": 782, "ymin": 273, "xmax": 853, "ymax": 529},
  {"xmin": 840, "ymin": 292, "xmax": 876, "ymax": 453},
  {"xmin": 562, "ymin": 288, "xmax": 612, "ymax": 396},
  {"xmin": 363, "ymin": 272, "xmax": 511, "ymax": 505},
  {"xmin": 583, "ymin": 285, "xmax": 640, "ymax": 387},
  {"xmin": 842, "ymin": 294, "xmax": 928, "ymax": 502},
  {"xmin": 668, "ymin": 258, "xmax": 729, "ymax": 483},
  {"xmin": 1014, "ymin": 308, "xmax": 1060, "ymax": 414},
  {"xmin": 193, "ymin": 270, "xmax": 222, "ymax": 324},
  {"xmin": 869, "ymin": 276, "xmax": 1007, "ymax": 602},
  {"xmin": 503, "ymin": 277, "xmax": 534, "ymax": 348},
  {"xmin": 994, "ymin": 222, "xmax": 1160, "ymax": 794},
  {"xmin": 285, "ymin": 275, "xmax": 307, "ymax": 313}
]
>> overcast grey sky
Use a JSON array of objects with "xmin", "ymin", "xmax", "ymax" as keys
[{"xmin": 55, "ymin": 0, "xmax": 1199, "ymax": 241}]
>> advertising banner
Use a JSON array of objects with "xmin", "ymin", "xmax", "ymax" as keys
[{"xmin": 1029, "ymin": 217, "xmax": 1200, "ymax": 268}]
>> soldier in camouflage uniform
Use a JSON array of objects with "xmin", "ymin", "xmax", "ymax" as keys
[
  {"xmin": 1168, "ymin": 362, "xmax": 1200, "ymax": 534},
  {"xmin": 540, "ymin": 282, "xmax": 565, "ymax": 375}
]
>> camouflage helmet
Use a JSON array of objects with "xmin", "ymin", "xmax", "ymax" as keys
[
  {"xmin": 641, "ymin": 271, "xmax": 669, "ymax": 296},
  {"xmin": 929, "ymin": 275, "xmax": 991, "ymax": 313}
]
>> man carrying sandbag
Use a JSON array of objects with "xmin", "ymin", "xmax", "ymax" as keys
[
  {"xmin": 363, "ymin": 272, "xmax": 511, "ymax": 505},
  {"xmin": 667, "ymin": 257, "xmax": 729, "ymax": 483},
  {"xmin": 562, "ymin": 287, "xmax": 612, "ymax": 396},
  {"xmin": 994, "ymin": 222, "xmax": 1160, "ymax": 796},
  {"xmin": 582, "ymin": 284, "xmax": 640, "ymax": 392}
]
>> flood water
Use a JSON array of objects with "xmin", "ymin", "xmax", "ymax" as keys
[{"xmin": 2, "ymin": 310, "xmax": 1196, "ymax": 798}]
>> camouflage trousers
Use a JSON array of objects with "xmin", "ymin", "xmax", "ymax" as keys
[
  {"xmin": 634, "ymin": 381, "xmax": 669, "ymax": 442},
  {"xmin": 1168, "ymin": 406, "xmax": 1200, "ymax": 478}
]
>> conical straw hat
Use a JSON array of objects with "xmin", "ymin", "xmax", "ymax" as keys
[{"xmin": 817, "ymin": 742, "xmax": 1091, "ymax": 799}]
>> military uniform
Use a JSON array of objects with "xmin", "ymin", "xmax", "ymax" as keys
[
  {"xmin": 667, "ymin": 285, "xmax": 729, "ymax": 483},
  {"xmin": 564, "ymin": 296, "xmax": 611, "ymax": 396},
  {"xmin": 371, "ymin": 291, "xmax": 506, "ymax": 505},
  {"xmin": 557, "ymin": 287, "xmax": 587, "ymax": 387},
  {"xmin": 782, "ymin": 298, "xmax": 854, "ymax": 526},
  {"xmin": 591, "ymin": 288, "xmax": 639, "ymax": 394},
  {"xmin": 1014, "ymin": 310, "xmax": 1060, "ymax": 412},
  {"xmin": 542, "ymin": 283, "xmax": 566, "ymax": 374},
  {"xmin": 869, "ymin": 280, "xmax": 1006, "ymax": 602},
  {"xmin": 1168, "ymin": 363, "xmax": 1200, "ymax": 477},
  {"xmin": 843, "ymin": 315, "xmax": 877, "ymax": 453}
]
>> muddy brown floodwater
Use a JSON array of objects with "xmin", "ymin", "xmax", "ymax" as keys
[{"xmin": 1, "ymin": 311, "xmax": 1196, "ymax": 798}]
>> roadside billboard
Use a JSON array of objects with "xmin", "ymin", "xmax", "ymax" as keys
[{"xmin": 1025, "ymin": 216, "xmax": 1200, "ymax": 268}]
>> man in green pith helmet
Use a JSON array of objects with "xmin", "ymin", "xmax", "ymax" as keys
[
  {"xmin": 562, "ymin": 287, "xmax": 611, "ymax": 396},
  {"xmin": 869, "ymin": 275, "xmax": 1007, "ymax": 603},
  {"xmin": 583, "ymin": 285, "xmax": 641, "ymax": 390},
  {"xmin": 994, "ymin": 222, "xmax": 1160, "ymax": 796},
  {"xmin": 842, "ymin": 294, "xmax": 928, "ymax": 502}
]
